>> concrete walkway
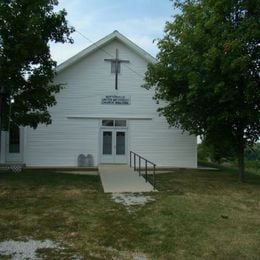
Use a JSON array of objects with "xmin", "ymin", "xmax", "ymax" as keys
[{"xmin": 99, "ymin": 164, "xmax": 154, "ymax": 193}]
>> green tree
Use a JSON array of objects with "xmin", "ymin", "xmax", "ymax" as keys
[
  {"xmin": 145, "ymin": 0, "xmax": 260, "ymax": 181},
  {"xmin": 245, "ymin": 143, "xmax": 260, "ymax": 161},
  {"xmin": 0, "ymin": 0, "xmax": 74, "ymax": 129},
  {"xmin": 198, "ymin": 139, "xmax": 235, "ymax": 164}
]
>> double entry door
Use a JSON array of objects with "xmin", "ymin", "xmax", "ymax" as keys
[{"xmin": 101, "ymin": 129, "xmax": 127, "ymax": 163}]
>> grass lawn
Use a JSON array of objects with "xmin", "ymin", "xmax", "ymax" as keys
[{"xmin": 0, "ymin": 168, "xmax": 260, "ymax": 259}]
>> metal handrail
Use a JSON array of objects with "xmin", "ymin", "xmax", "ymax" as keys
[{"xmin": 129, "ymin": 151, "xmax": 156, "ymax": 190}]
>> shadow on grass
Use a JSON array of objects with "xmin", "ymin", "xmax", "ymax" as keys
[
  {"xmin": 0, "ymin": 170, "xmax": 102, "ymax": 191},
  {"xmin": 199, "ymin": 161, "xmax": 260, "ymax": 185},
  {"xmin": 149, "ymin": 163, "xmax": 260, "ymax": 195}
]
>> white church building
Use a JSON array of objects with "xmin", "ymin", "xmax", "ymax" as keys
[{"xmin": 0, "ymin": 31, "xmax": 197, "ymax": 168}]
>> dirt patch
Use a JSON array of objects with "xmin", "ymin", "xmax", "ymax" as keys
[
  {"xmin": 0, "ymin": 190, "xmax": 8, "ymax": 197},
  {"xmin": 56, "ymin": 171, "xmax": 98, "ymax": 176},
  {"xmin": 119, "ymin": 251, "xmax": 148, "ymax": 260},
  {"xmin": 111, "ymin": 193, "xmax": 155, "ymax": 212},
  {"xmin": 63, "ymin": 189, "xmax": 83, "ymax": 196},
  {"xmin": 0, "ymin": 239, "xmax": 83, "ymax": 259},
  {"xmin": 0, "ymin": 239, "xmax": 61, "ymax": 260}
]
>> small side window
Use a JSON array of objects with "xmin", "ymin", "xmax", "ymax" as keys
[
  {"xmin": 102, "ymin": 120, "xmax": 114, "ymax": 126},
  {"xmin": 115, "ymin": 120, "xmax": 126, "ymax": 127},
  {"xmin": 9, "ymin": 125, "xmax": 20, "ymax": 153}
]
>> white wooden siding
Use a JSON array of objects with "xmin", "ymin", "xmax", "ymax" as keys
[{"xmin": 24, "ymin": 39, "xmax": 197, "ymax": 167}]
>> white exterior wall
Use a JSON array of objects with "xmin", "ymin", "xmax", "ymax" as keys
[
  {"xmin": 129, "ymin": 117, "xmax": 197, "ymax": 167},
  {"xmin": 24, "ymin": 38, "xmax": 197, "ymax": 167}
]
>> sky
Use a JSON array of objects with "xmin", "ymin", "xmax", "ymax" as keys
[{"xmin": 50, "ymin": 0, "xmax": 175, "ymax": 65}]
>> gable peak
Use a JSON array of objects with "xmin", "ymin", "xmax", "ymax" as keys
[{"xmin": 56, "ymin": 31, "xmax": 156, "ymax": 73}]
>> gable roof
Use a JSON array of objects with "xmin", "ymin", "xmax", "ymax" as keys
[{"xmin": 56, "ymin": 30, "xmax": 157, "ymax": 73}]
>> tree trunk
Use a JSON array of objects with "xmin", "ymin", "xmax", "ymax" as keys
[
  {"xmin": 237, "ymin": 147, "xmax": 245, "ymax": 182},
  {"xmin": 235, "ymin": 125, "xmax": 246, "ymax": 182}
]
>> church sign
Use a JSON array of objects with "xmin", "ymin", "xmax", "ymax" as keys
[{"xmin": 101, "ymin": 95, "xmax": 131, "ymax": 105}]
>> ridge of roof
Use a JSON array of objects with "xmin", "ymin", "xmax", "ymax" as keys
[{"xmin": 56, "ymin": 30, "xmax": 156, "ymax": 73}]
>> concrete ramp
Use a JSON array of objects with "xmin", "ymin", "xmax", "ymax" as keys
[{"xmin": 99, "ymin": 164, "xmax": 154, "ymax": 193}]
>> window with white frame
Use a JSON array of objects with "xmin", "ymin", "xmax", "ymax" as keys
[{"xmin": 102, "ymin": 120, "xmax": 127, "ymax": 127}]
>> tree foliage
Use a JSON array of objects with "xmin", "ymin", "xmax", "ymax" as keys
[
  {"xmin": 145, "ymin": 0, "xmax": 260, "ymax": 180},
  {"xmin": 198, "ymin": 139, "xmax": 235, "ymax": 164},
  {"xmin": 0, "ymin": 0, "xmax": 74, "ymax": 129},
  {"xmin": 198, "ymin": 142, "xmax": 260, "ymax": 168},
  {"xmin": 245, "ymin": 143, "xmax": 260, "ymax": 161}
]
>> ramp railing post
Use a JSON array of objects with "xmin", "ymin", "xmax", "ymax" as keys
[
  {"xmin": 153, "ymin": 164, "xmax": 156, "ymax": 190},
  {"xmin": 130, "ymin": 151, "xmax": 132, "ymax": 168},
  {"xmin": 134, "ymin": 153, "xmax": 136, "ymax": 171},
  {"xmin": 129, "ymin": 151, "xmax": 156, "ymax": 190},
  {"xmin": 139, "ymin": 157, "xmax": 141, "ymax": 176},
  {"xmin": 145, "ymin": 160, "xmax": 148, "ymax": 182}
]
